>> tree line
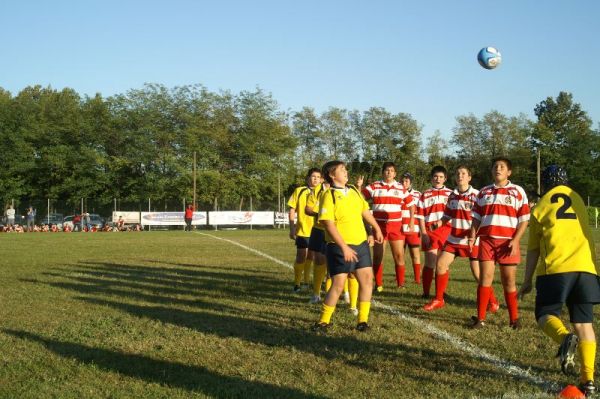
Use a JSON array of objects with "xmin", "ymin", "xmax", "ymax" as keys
[{"xmin": 1, "ymin": 84, "xmax": 599, "ymax": 216}]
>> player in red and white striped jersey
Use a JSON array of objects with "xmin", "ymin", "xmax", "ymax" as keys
[
  {"xmin": 358, "ymin": 162, "xmax": 416, "ymax": 291},
  {"xmin": 401, "ymin": 172, "xmax": 422, "ymax": 284},
  {"xmin": 418, "ymin": 165, "xmax": 452, "ymax": 298},
  {"xmin": 469, "ymin": 157, "xmax": 530, "ymax": 329},
  {"xmin": 423, "ymin": 166, "xmax": 499, "ymax": 312}
]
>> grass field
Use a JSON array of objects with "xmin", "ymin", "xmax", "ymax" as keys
[{"xmin": 1, "ymin": 229, "xmax": 599, "ymax": 398}]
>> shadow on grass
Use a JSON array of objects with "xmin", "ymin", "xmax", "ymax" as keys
[
  {"xmin": 2, "ymin": 329, "xmax": 324, "ymax": 399},
  {"xmin": 23, "ymin": 261, "xmax": 553, "ymax": 392},
  {"xmin": 46, "ymin": 261, "xmax": 300, "ymax": 304}
]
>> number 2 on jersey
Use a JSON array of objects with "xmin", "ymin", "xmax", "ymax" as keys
[{"xmin": 550, "ymin": 193, "xmax": 577, "ymax": 220}]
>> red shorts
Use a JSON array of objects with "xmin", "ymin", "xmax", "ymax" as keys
[
  {"xmin": 478, "ymin": 237, "xmax": 520, "ymax": 265},
  {"xmin": 422, "ymin": 224, "xmax": 451, "ymax": 251},
  {"xmin": 404, "ymin": 233, "xmax": 421, "ymax": 247},
  {"xmin": 378, "ymin": 221, "xmax": 405, "ymax": 242},
  {"xmin": 442, "ymin": 242, "xmax": 479, "ymax": 259}
]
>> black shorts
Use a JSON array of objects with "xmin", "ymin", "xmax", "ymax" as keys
[
  {"xmin": 535, "ymin": 272, "xmax": 600, "ymax": 323},
  {"xmin": 326, "ymin": 241, "xmax": 372, "ymax": 276},
  {"xmin": 308, "ymin": 228, "xmax": 326, "ymax": 255},
  {"xmin": 295, "ymin": 236, "xmax": 310, "ymax": 249}
]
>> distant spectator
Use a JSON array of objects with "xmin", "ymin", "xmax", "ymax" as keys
[
  {"xmin": 73, "ymin": 213, "xmax": 81, "ymax": 232},
  {"xmin": 184, "ymin": 204, "xmax": 194, "ymax": 231},
  {"xmin": 83, "ymin": 212, "xmax": 92, "ymax": 232},
  {"xmin": 6, "ymin": 205, "xmax": 15, "ymax": 226},
  {"xmin": 26, "ymin": 207, "xmax": 36, "ymax": 232},
  {"xmin": 117, "ymin": 216, "xmax": 125, "ymax": 231},
  {"xmin": 14, "ymin": 224, "xmax": 24, "ymax": 233}
]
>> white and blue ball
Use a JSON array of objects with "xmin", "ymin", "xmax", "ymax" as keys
[{"xmin": 477, "ymin": 47, "xmax": 502, "ymax": 70}]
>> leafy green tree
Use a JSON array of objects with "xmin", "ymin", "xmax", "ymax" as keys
[{"xmin": 532, "ymin": 92, "xmax": 600, "ymax": 204}]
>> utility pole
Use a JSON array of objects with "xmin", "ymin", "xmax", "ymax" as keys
[
  {"xmin": 536, "ymin": 149, "xmax": 541, "ymax": 196},
  {"xmin": 193, "ymin": 151, "xmax": 197, "ymax": 208}
]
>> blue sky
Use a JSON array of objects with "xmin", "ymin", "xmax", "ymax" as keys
[{"xmin": 2, "ymin": 0, "xmax": 599, "ymax": 140}]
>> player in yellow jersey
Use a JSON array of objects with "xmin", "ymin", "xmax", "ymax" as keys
[
  {"xmin": 305, "ymin": 179, "xmax": 331, "ymax": 304},
  {"xmin": 312, "ymin": 160, "xmax": 383, "ymax": 332},
  {"xmin": 519, "ymin": 165, "xmax": 599, "ymax": 397},
  {"xmin": 288, "ymin": 168, "xmax": 321, "ymax": 292}
]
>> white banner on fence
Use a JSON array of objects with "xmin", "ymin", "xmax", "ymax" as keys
[
  {"xmin": 141, "ymin": 212, "xmax": 208, "ymax": 226},
  {"xmin": 112, "ymin": 211, "xmax": 141, "ymax": 224},
  {"xmin": 275, "ymin": 212, "xmax": 289, "ymax": 225},
  {"xmin": 209, "ymin": 211, "xmax": 274, "ymax": 225}
]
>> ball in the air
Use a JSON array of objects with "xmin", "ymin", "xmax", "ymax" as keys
[{"xmin": 477, "ymin": 47, "xmax": 502, "ymax": 70}]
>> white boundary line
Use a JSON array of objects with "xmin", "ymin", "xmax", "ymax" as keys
[{"xmin": 197, "ymin": 232, "xmax": 558, "ymax": 393}]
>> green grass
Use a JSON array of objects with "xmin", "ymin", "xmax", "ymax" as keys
[{"xmin": 0, "ymin": 229, "xmax": 599, "ymax": 398}]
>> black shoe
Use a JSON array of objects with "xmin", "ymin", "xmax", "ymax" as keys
[
  {"xmin": 421, "ymin": 293, "xmax": 430, "ymax": 299},
  {"xmin": 311, "ymin": 322, "xmax": 330, "ymax": 333},
  {"xmin": 509, "ymin": 319, "xmax": 521, "ymax": 330},
  {"xmin": 558, "ymin": 333, "xmax": 579, "ymax": 375},
  {"xmin": 356, "ymin": 322, "xmax": 369, "ymax": 332},
  {"xmin": 469, "ymin": 316, "xmax": 485, "ymax": 329},
  {"xmin": 579, "ymin": 380, "xmax": 597, "ymax": 397},
  {"xmin": 293, "ymin": 285, "xmax": 301, "ymax": 293}
]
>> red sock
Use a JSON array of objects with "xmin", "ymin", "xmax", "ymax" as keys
[
  {"xmin": 477, "ymin": 285, "xmax": 492, "ymax": 321},
  {"xmin": 373, "ymin": 264, "xmax": 384, "ymax": 286},
  {"xmin": 422, "ymin": 267, "xmax": 434, "ymax": 296},
  {"xmin": 490, "ymin": 287, "xmax": 498, "ymax": 305},
  {"xmin": 504, "ymin": 290, "xmax": 519, "ymax": 323},
  {"xmin": 413, "ymin": 263, "xmax": 421, "ymax": 283},
  {"xmin": 395, "ymin": 264, "xmax": 405, "ymax": 287},
  {"xmin": 435, "ymin": 272, "xmax": 449, "ymax": 301}
]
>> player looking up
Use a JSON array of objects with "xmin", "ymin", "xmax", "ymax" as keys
[
  {"xmin": 312, "ymin": 160, "xmax": 383, "ymax": 332},
  {"xmin": 469, "ymin": 157, "xmax": 529, "ymax": 329},
  {"xmin": 288, "ymin": 168, "xmax": 321, "ymax": 292},
  {"xmin": 519, "ymin": 165, "xmax": 599, "ymax": 397},
  {"xmin": 401, "ymin": 172, "xmax": 422, "ymax": 284},
  {"xmin": 418, "ymin": 166, "xmax": 452, "ymax": 298},
  {"xmin": 305, "ymin": 180, "xmax": 331, "ymax": 304},
  {"xmin": 357, "ymin": 162, "xmax": 415, "ymax": 291},
  {"xmin": 423, "ymin": 166, "xmax": 499, "ymax": 312}
]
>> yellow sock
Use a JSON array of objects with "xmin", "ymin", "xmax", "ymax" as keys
[
  {"xmin": 343, "ymin": 279, "xmax": 349, "ymax": 294},
  {"xmin": 293, "ymin": 263, "xmax": 303, "ymax": 285},
  {"xmin": 325, "ymin": 277, "xmax": 332, "ymax": 292},
  {"xmin": 541, "ymin": 315, "xmax": 569, "ymax": 344},
  {"xmin": 579, "ymin": 340, "xmax": 596, "ymax": 383},
  {"xmin": 348, "ymin": 277, "xmax": 359, "ymax": 309},
  {"xmin": 313, "ymin": 264, "xmax": 327, "ymax": 296},
  {"xmin": 319, "ymin": 303, "xmax": 336, "ymax": 324},
  {"xmin": 303, "ymin": 260, "xmax": 313, "ymax": 284},
  {"xmin": 358, "ymin": 301, "xmax": 371, "ymax": 324}
]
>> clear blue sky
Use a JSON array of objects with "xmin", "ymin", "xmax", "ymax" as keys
[{"xmin": 2, "ymin": 0, "xmax": 599, "ymax": 140}]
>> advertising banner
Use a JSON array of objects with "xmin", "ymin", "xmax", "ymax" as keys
[
  {"xmin": 112, "ymin": 211, "xmax": 141, "ymax": 224},
  {"xmin": 208, "ymin": 211, "xmax": 274, "ymax": 226},
  {"xmin": 141, "ymin": 212, "xmax": 208, "ymax": 226}
]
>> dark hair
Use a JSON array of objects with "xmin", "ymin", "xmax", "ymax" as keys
[
  {"xmin": 455, "ymin": 165, "xmax": 471, "ymax": 176},
  {"xmin": 322, "ymin": 160, "xmax": 345, "ymax": 185},
  {"xmin": 492, "ymin": 157, "xmax": 512, "ymax": 170},
  {"xmin": 305, "ymin": 167, "xmax": 321, "ymax": 179},
  {"xmin": 381, "ymin": 162, "xmax": 396, "ymax": 174},
  {"xmin": 401, "ymin": 172, "xmax": 413, "ymax": 182},
  {"xmin": 430, "ymin": 165, "xmax": 447, "ymax": 178}
]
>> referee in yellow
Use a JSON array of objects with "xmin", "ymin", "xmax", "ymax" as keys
[
  {"xmin": 312, "ymin": 160, "xmax": 383, "ymax": 332},
  {"xmin": 519, "ymin": 165, "xmax": 599, "ymax": 397}
]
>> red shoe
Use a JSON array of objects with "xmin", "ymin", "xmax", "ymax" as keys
[
  {"xmin": 423, "ymin": 299, "xmax": 445, "ymax": 311},
  {"xmin": 488, "ymin": 300, "xmax": 500, "ymax": 314}
]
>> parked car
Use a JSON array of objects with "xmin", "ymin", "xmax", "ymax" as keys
[
  {"xmin": 63, "ymin": 214, "xmax": 106, "ymax": 230},
  {"xmin": 43, "ymin": 213, "xmax": 64, "ymax": 228}
]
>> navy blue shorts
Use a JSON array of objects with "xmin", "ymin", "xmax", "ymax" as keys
[
  {"xmin": 295, "ymin": 236, "xmax": 310, "ymax": 249},
  {"xmin": 535, "ymin": 272, "xmax": 600, "ymax": 323},
  {"xmin": 308, "ymin": 228, "xmax": 326, "ymax": 255},
  {"xmin": 326, "ymin": 241, "xmax": 372, "ymax": 276}
]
